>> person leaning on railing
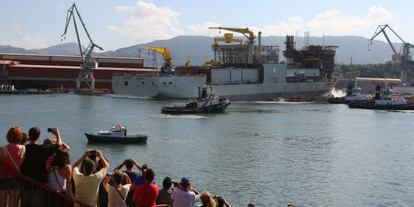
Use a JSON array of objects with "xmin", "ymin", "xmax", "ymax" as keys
[
  {"xmin": 0, "ymin": 127, "xmax": 25, "ymax": 207},
  {"xmin": 103, "ymin": 170, "xmax": 131, "ymax": 207},
  {"xmin": 72, "ymin": 149, "xmax": 109, "ymax": 207},
  {"xmin": 20, "ymin": 127, "xmax": 69, "ymax": 206},
  {"xmin": 46, "ymin": 148, "xmax": 73, "ymax": 199}
]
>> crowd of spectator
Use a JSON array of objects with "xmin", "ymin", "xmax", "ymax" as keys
[{"xmin": 0, "ymin": 126, "xmax": 296, "ymax": 207}]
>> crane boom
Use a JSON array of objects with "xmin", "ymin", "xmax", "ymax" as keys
[
  {"xmin": 145, "ymin": 47, "xmax": 172, "ymax": 63},
  {"xmin": 61, "ymin": 3, "xmax": 103, "ymax": 62},
  {"xmin": 370, "ymin": 24, "xmax": 414, "ymax": 84},
  {"xmin": 208, "ymin": 26, "xmax": 255, "ymax": 41},
  {"xmin": 61, "ymin": 3, "xmax": 103, "ymax": 90},
  {"xmin": 370, "ymin": 24, "xmax": 400, "ymax": 56},
  {"xmin": 145, "ymin": 47, "xmax": 172, "ymax": 73}
]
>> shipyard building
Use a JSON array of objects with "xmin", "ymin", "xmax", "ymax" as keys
[{"xmin": 0, "ymin": 53, "xmax": 154, "ymax": 90}]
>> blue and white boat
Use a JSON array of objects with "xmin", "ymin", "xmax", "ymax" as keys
[{"xmin": 85, "ymin": 125, "xmax": 147, "ymax": 144}]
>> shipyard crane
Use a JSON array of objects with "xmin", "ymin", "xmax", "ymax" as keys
[
  {"xmin": 145, "ymin": 47, "xmax": 172, "ymax": 73},
  {"xmin": 61, "ymin": 3, "xmax": 104, "ymax": 90},
  {"xmin": 370, "ymin": 24, "xmax": 414, "ymax": 84},
  {"xmin": 209, "ymin": 26, "xmax": 256, "ymax": 64}
]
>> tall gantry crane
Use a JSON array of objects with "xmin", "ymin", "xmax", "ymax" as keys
[
  {"xmin": 370, "ymin": 24, "xmax": 414, "ymax": 84},
  {"xmin": 61, "ymin": 3, "xmax": 104, "ymax": 90},
  {"xmin": 209, "ymin": 27, "xmax": 256, "ymax": 64}
]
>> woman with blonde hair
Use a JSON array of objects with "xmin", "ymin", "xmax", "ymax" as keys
[
  {"xmin": 200, "ymin": 191, "xmax": 216, "ymax": 207},
  {"xmin": 0, "ymin": 127, "xmax": 25, "ymax": 207}
]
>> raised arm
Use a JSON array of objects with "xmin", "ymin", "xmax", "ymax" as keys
[
  {"xmin": 103, "ymin": 174, "xmax": 112, "ymax": 188},
  {"xmin": 73, "ymin": 150, "xmax": 89, "ymax": 168},
  {"xmin": 123, "ymin": 172, "xmax": 131, "ymax": 184},
  {"xmin": 113, "ymin": 160, "xmax": 126, "ymax": 172},
  {"xmin": 64, "ymin": 165, "xmax": 74, "ymax": 199},
  {"xmin": 133, "ymin": 159, "xmax": 142, "ymax": 171},
  {"xmin": 51, "ymin": 128, "xmax": 63, "ymax": 146},
  {"xmin": 97, "ymin": 150, "xmax": 109, "ymax": 169}
]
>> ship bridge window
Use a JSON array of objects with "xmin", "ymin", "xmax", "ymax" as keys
[
  {"xmin": 142, "ymin": 81, "xmax": 145, "ymax": 84},
  {"xmin": 169, "ymin": 82, "xmax": 172, "ymax": 85},
  {"xmin": 124, "ymin": 81, "xmax": 128, "ymax": 86},
  {"xmin": 152, "ymin": 82, "xmax": 154, "ymax": 85}
]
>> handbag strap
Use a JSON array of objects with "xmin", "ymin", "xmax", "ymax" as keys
[
  {"xmin": 53, "ymin": 169, "xmax": 66, "ymax": 193},
  {"xmin": 3, "ymin": 146, "xmax": 20, "ymax": 171},
  {"xmin": 113, "ymin": 185, "xmax": 126, "ymax": 202}
]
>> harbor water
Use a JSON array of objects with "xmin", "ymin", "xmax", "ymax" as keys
[{"xmin": 1, "ymin": 94, "xmax": 414, "ymax": 206}]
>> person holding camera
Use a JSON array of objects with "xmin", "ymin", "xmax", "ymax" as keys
[
  {"xmin": 103, "ymin": 171, "xmax": 131, "ymax": 207},
  {"xmin": 72, "ymin": 149, "xmax": 109, "ymax": 207},
  {"xmin": 171, "ymin": 177, "xmax": 198, "ymax": 207},
  {"xmin": 20, "ymin": 127, "xmax": 67, "ymax": 207}
]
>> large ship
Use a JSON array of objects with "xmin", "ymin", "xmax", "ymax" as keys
[{"xmin": 112, "ymin": 27, "xmax": 337, "ymax": 101}]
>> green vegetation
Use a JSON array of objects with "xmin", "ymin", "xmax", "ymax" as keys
[{"xmin": 336, "ymin": 62, "xmax": 414, "ymax": 81}]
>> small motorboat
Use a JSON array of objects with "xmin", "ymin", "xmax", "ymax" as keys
[
  {"xmin": 85, "ymin": 125, "xmax": 147, "ymax": 144},
  {"xmin": 161, "ymin": 87, "xmax": 231, "ymax": 114}
]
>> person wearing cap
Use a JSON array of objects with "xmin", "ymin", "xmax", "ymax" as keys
[
  {"xmin": 0, "ymin": 127, "xmax": 25, "ymax": 207},
  {"xmin": 171, "ymin": 177, "xmax": 198, "ymax": 207},
  {"xmin": 133, "ymin": 168, "xmax": 159, "ymax": 207}
]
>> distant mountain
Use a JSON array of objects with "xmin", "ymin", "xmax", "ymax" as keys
[
  {"xmin": 31, "ymin": 42, "xmax": 81, "ymax": 56},
  {"xmin": 0, "ymin": 43, "xmax": 81, "ymax": 56},
  {"xmin": 0, "ymin": 35, "xmax": 399, "ymax": 65}
]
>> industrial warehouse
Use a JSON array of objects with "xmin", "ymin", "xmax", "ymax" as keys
[{"xmin": 0, "ymin": 53, "xmax": 154, "ymax": 91}]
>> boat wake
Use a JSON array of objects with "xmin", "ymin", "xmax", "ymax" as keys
[
  {"xmin": 235, "ymin": 101, "xmax": 313, "ymax": 104},
  {"xmin": 150, "ymin": 114, "xmax": 208, "ymax": 119},
  {"xmin": 105, "ymin": 94, "xmax": 153, "ymax": 100}
]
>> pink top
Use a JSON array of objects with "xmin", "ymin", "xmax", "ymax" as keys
[{"xmin": 0, "ymin": 144, "xmax": 24, "ymax": 179}]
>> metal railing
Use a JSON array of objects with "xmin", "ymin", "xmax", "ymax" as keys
[{"xmin": 0, "ymin": 162, "xmax": 91, "ymax": 207}]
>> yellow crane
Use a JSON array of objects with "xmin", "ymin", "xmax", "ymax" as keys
[
  {"xmin": 209, "ymin": 26, "xmax": 256, "ymax": 64},
  {"xmin": 145, "ymin": 47, "xmax": 172, "ymax": 72},
  {"xmin": 208, "ymin": 26, "xmax": 255, "ymax": 42},
  {"xmin": 213, "ymin": 33, "xmax": 244, "ymax": 46}
]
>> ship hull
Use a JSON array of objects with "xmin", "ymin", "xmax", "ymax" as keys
[{"xmin": 112, "ymin": 63, "xmax": 334, "ymax": 101}]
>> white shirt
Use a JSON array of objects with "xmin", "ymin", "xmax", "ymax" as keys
[
  {"xmin": 172, "ymin": 188, "xmax": 197, "ymax": 207},
  {"xmin": 104, "ymin": 184, "xmax": 131, "ymax": 207}
]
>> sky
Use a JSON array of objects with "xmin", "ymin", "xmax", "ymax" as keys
[{"xmin": 0, "ymin": 0, "xmax": 413, "ymax": 51}]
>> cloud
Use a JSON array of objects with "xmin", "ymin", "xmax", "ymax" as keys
[
  {"xmin": 108, "ymin": 2, "xmax": 394, "ymax": 44},
  {"xmin": 259, "ymin": 6, "xmax": 393, "ymax": 36},
  {"xmin": 185, "ymin": 22, "xmax": 222, "ymax": 36},
  {"xmin": 0, "ymin": 24, "xmax": 50, "ymax": 49},
  {"xmin": 108, "ymin": 1, "xmax": 181, "ymax": 43}
]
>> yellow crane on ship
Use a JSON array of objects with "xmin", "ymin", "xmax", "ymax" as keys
[
  {"xmin": 209, "ymin": 26, "xmax": 256, "ymax": 64},
  {"xmin": 208, "ymin": 26, "xmax": 255, "ymax": 42},
  {"xmin": 145, "ymin": 47, "xmax": 172, "ymax": 72}
]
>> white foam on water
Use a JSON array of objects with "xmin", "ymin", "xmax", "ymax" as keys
[
  {"xmin": 105, "ymin": 94, "xmax": 152, "ymax": 100},
  {"xmin": 330, "ymin": 88, "xmax": 346, "ymax": 97}
]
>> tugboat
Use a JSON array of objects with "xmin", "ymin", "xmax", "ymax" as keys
[
  {"xmin": 161, "ymin": 87, "xmax": 231, "ymax": 114},
  {"xmin": 85, "ymin": 125, "xmax": 147, "ymax": 144},
  {"xmin": 348, "ymin": 85, "xmax": 414, "ymax": 110},
  {"xmin": 328, "ymin": 85, "xmax": 371, "ymax": 104}
]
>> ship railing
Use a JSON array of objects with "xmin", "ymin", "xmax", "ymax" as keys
[{"xmin": 0, "ymin": 162, "xmax": 91, "ymax": 207}]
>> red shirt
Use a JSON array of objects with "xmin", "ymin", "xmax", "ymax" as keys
[{"xmin": 134, "ymin": 183, "xmax": 159, "ymax": 207}]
